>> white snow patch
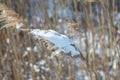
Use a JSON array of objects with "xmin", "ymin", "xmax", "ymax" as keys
[
  {"xmin": 33, "ymin": 65, "xmax": 40, "ymax": 72},
  {"xmin": 38, "ymin": 60, "xmax": 46, "ymax": 65},
  {"xmin": 107, "ymin": 49, "xmax": 115, "ymax": 57},
  {"xmin": 45, "ymin": 68, "xmax": 50, "ymax": 72},
  {"xmin": 30, "ymin": 29, "xmax": 80, "ymax": 56},
  {"xmin": 98, "ymin": 70, "xmax": 105, "ymax": 80},
  {"xmin": 113, "ymin": 59, "xmax": 118, "ymax": 70},
  {"xmin": 36, "ymin": 76, "xmax": 40, "ymax": 80},
  {"xmin": 6, "ymin": 38, "xmax": 10, "ymax": 44},
  {"xmin": 33, "ymin": 46, "xmax": 39, "ymax": 53},
  {"xmin": 114, "ymin": 12, "xmax": 120, "ymax": 26},
  {"xmin": 41, "ymin": 66, "xmax": 45, "ymax": 70},
  {"xmin": 26, "ymin": 47, "xmax": 32, "ymax": 51},
  {"xmin": 16, "ymin": 22, "xmax": 24, "ymax": 30}
]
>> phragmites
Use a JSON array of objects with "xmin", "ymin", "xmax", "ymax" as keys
[
  {"xmin": 68, "ymin": 22, "xmax": 79, "ymax": 31},
  {"xmin": 0, "ymin": 3, "xmax": 8, "ymax": 10},
  {"xmin": 0, "ymin": 3, "xmax": 26, "ymax": 30},
  {"xmin": 0, "ymin": 3, "xmax": 85, "ymax": 59}
]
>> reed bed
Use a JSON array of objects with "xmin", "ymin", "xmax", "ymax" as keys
[{"xmin": 0, "ymin": 0, "xmax": 119, "ymax": 80}]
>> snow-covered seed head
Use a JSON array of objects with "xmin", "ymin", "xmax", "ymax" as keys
[{"xmin": 30, "ymin": 29, "xmax": 80, "ymax": 57}]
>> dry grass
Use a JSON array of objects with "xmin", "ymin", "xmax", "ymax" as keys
[{"xmin": 0, "ymin": 0, "xmax": 120, "ymax": 80}]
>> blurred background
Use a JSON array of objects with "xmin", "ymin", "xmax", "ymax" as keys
[{"xmin": 0, "ymin": 0, "xmax": 120, "ymax": 80}]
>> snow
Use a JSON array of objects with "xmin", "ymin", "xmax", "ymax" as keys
[
  {"xmin": 30, "ymin": 29, "xmax": 80, "ymax": 56},
  {"xmin": 76, "ymin": 70, "xmax": 88, "ymax": 80},
  {"xmin": 113, "ymin": 59, "xmax": 118, "ymax": 70},
  {"xmin": 16, "ymin": 22, "xmax": 24, "ymax": 30},
  {"xmin": 114, "ymin": 12, "xmax": 120, "ymax": 26},
  {"xmin": 99, "ymin": 70, "xmax": 105, "ymax": 80},
  {"xmin": 38, "ymin": 60, "xmax": 46, "ymax": 65},
  {"xmin": 36, "ymin": 76, "xmax": 40, "ymax": 80},
  {"xmin": 33, "ymin": 65, "xmax": 40, "ymax": 72},
  {"xmin": 26, "ymin": 47, "xmax": 32, "ymax": 51},
  {"xmin": 33, "ymin": 46, "xmax": 39, "ymax": 53},
  {"xmin": 6, "ymin": 38, "xmax": 10, "ymax": 44}
]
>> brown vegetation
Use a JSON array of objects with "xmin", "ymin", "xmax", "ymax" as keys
[{"xmin": 0, "ymin": 0, "xmax": 120, "ymax": 80}]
